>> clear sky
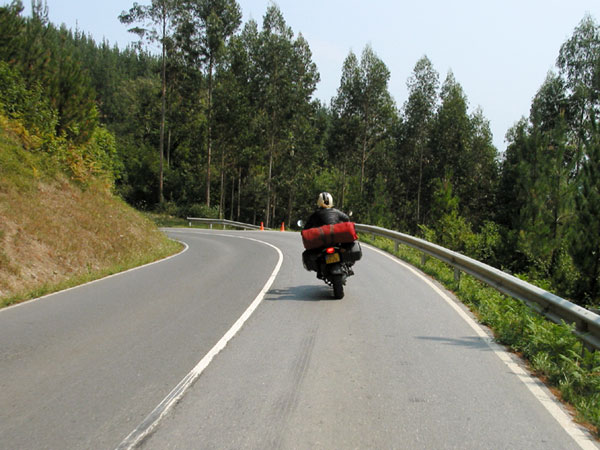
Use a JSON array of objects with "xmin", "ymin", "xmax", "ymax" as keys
[{"xmin": 9, "ymin": 0, "xmax": 600, "ymax": 151}]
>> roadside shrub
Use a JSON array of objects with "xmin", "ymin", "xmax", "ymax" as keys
[
  {"xmin": 0, "ymin": 61, "xmax": 57, "ymax": 137},
  {"xmin": 186, "ymin": 203, "xmax": 219, "ymax": 219},
  {"xmin": 523, "ymin": 318, "xmax": 579, "ymax": 362},
  {"xmin": 154, "ymin": 201, "xmax": 179, "ymax": 217},
  {"xmin": 550, "ymin": 243, "xmax": 580, "ymax": 303},
  {"xmin": 82, "ymin": 126, "xmax": 123, "ymax": 183},
  {"xmin": 465, "ymin": 220, "xmax": 502, "ymax": 267}
]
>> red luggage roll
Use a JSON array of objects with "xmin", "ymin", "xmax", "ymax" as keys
[{"xmin": 301, "ymin": 222, "xmax": 358, "ymax": 250}]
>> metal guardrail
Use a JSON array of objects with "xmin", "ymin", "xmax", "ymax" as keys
[
  {"xmin": 355, "ymin": 223, "xmax": 600, "ymax": 351},
  {"xmin": 186, "ymin": 217, "xmax": 265, "ymax": 230},
  {"xmin": 184, "ymin": 217, "xmax": 600, "ymax": 350}
]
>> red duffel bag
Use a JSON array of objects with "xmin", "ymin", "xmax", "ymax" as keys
[{"xmin": 301, "ymin": 222, "xmax": 358, "ymax": 250}]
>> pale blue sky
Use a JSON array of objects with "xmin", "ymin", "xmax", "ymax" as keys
[{"xmin": 9, "ymin": 0, "xmax": 600, "ymax": 151}]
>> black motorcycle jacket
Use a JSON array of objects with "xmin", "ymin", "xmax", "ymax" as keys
[{"xmin": 303, "ymin": 207, "xmax": 350, "ymax": 230}]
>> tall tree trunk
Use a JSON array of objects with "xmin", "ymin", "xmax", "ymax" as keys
[
  {"xmin": 340, "ymin": 162, "xmax": 346, "ymax": 210},
  {"xmin": 591, "ymin": 250, "xmax": 600, "ymax": 301},
  {"xmin": 206, "ymin": 58, "xmax": 214, "ymax": 207},
  {"xmin": 167, "ymin": 129, "xmax": 171, "ymax": 167},
  {"xmin": 361, "ymin": 134, "xmax": 367, "ymax": 196},
  {"xmin": 360, "ymin": 104, "xmax": 370, "ymax": 197},
  {"xmin": 287, "ymin": 191, "xmax": 293, "ymax": 227},
  {"xmin": 158, "ymin": 18, "xmax": 167, "ymax": 204},
  {"xmin": 230, "ymin": 173, "xmax": 235, "ymax": 221},
  {"xmin": 219, "ymin": 147, "xmax": 225, "ymax": 219},
  {"xmin": 266, "ymin": 135, "xmax": 274, "ymax": 228},
  {"xmin": 237, "ymin": 167, "xmax": 241, "ymax": 221},
  {"xmin": 417, "ymin": 145, "xmax": 424, "ymax": 225}
]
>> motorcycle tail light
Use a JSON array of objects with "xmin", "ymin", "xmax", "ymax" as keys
[{"xmin": 326, "ymin": 247, "xmax": 335, "ymax": 254}]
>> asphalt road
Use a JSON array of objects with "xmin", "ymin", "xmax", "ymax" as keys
[{"xmin": 0, "ymin": 229, "xmax": 597, "ymax": 449}]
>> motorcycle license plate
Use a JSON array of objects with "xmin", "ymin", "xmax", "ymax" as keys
[{"xmin": 325, "ymin": 252, "xmax": 340, "ymax": 264}]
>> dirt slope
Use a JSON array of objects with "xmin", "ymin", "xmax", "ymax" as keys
[{"xmin": 0, "ymin": 119, "xmax": 180, "ymax": 306}]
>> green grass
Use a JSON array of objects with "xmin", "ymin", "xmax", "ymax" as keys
[
  {"xmin": 360, "ymin": 233, "xmax": 600, "ymax": 436},
  {"xmin": 143, "ymin": 212, "xmax": 252, "ymax": 230},
  {"xmin": 143, "ymin": 212, "xmax": 191, "ymax": 228}
]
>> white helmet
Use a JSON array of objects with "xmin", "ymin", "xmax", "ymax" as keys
[{"xmin": 317, "ymin": 192, "xmax": 333, "ymax": 208}]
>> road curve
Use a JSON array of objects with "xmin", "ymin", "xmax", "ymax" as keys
[
  {"xmin": 0, "ymin": 230, "xmax": 279, "ymax": 449},
  {"xmin": 0, "ymin": 229, "xmax": 597, "ymax": 449},
  {"xmin": 143, "ymin": 230, "xmax": 595, "ymax": 450}
]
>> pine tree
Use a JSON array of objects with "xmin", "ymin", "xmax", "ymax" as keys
[
  {"xmin": 573, "ymin": 129, "xmax": 600, "ymax": 304},
  {"xmin": 0, "ymin": 1, "xmax": 25, "ymax": 64}
]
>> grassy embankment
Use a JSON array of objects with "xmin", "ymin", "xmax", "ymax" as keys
[
  {"xmin": 360, "ymin": 234, "xmax": 600, "ymax": 437},
  {"xmin": 0, "ymin": 118, "xmax": 182, "ymax": 308}
]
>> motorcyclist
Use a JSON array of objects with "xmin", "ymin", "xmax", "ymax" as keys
[
  {"xmin": 303, "ymin": 192, "xmax": 350, "ymax": 230},
  {"xmin": 302, "ymin": 192, "xmax": 351, "ymax": 280}
]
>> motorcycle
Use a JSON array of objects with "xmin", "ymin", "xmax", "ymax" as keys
[{"xmin": 298, "ymin": 221, "xmax": 362, "ymax": 299}]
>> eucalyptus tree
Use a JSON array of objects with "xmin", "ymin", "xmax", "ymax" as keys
[
  {"xmin": 467, "ymin": 108, "xmax": 498, "ymax": 226},
  {"xmin": 278, "ymin": 33, "xmax": 321, "ymax": 225},
  {"xmin": 426, "ymin": 72, "xmax": 498, "ymax": 228},
  {"xmin": 330, "ymin": 51, "xmax": 361, "ymax": 210},
  {"xmin": 427, "ymin": 72, "xmax": 470, "ymax": 218},
  {"xmin": 397, "ymin": 56, "xmax": 439, "ymax": 227},
  {"xmin": 220, "ymin": 21, "xmax": 261, "ymax": 221},
  {"xmin": 119, "ymin": 0, "xmax": 181, "ymax": 204},
  {"xmin": 175, "ymin": 0, "xmax": 242, "ymax": 207},
  {"xmin": 529, "ymin": 73, "xmax": 574, "ymax": 256},
  {"xmin": 252, "ymin": 6, "xmax": 319, "ymax": 227},
  {"xmin": 557, "ymin": 14, "xmax": 600, "ymax": 173},
  {"xmin": 212, "ymin": 32, "xmax": 253, "ymax": 219},
  {"xmin": 331, "ymin": 45, "xmax": 395, "ymax": 214}
]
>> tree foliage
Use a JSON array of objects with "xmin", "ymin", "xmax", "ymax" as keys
[
  {"xmin": 3, "ymin": 3, "xmax": 600, "ymax": 305},
  {"xmin": 497, "ymin": 15, "xmax": 600, "ymax": 304},
  {"xmin": 331, "ymin": 45, "xmax": 396, "ymax": 222}
]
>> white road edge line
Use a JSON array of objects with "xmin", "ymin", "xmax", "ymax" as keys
[
  {"xmin": 1, "ymin": 240, "xmax": 189, "ymax": 313},
  {"xmin": 365, "ymin": 243, "xmax": 598, "ymax": 450},
  {"xmin": 116, "ymin": 231, "xmax": 284, "ymax": 450}
]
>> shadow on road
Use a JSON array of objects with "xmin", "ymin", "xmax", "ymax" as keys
[
  {"xmin": 416, "ymin": 335, "xmax": 493, "ymax": 351},
  {"xmin": 265, "ymin": 285, "xmax": 338, "ymax": 302}
]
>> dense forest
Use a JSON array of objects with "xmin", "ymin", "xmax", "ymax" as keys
[{"xmin": 1, "ymin": 0, "xmax": 600, "ymax": 308}]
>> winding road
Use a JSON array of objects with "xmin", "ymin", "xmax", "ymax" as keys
[{"xmin": 0, "ymin": 229, "xmax": 597, "ymax": 449}]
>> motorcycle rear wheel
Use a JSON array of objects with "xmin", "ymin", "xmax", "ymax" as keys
[{"xmin": 332, "ymin": 274, "xmax": 344, "ymax": 299}]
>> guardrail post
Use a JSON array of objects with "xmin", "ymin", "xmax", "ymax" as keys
[
  {"xmin": 421, "ymin": 253, "xmax": 427, "ymax": 266},
  {"xmin": 454, "ymin": 267, "xmax": 461, "ymax": 287},
  {"xmin": 394, "ymin": 241, "xmax": 400, "ymax": 253}
]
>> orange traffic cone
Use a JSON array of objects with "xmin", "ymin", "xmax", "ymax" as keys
[
  {"xmin": 280, "ymin": 222, "xmax": 285, "ymax": 232},
  {"xmin": 260, "ymin": 222, "xmax": 264, "ymax": 231}
]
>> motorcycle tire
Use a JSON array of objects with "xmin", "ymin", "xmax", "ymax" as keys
[{"xmin": 332, "ymin": 274, "xmax": 344, "ymax": 299}]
